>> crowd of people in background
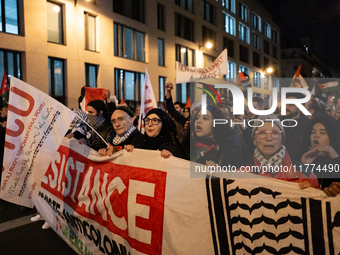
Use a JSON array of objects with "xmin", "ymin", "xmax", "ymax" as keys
[
  {"xmin": 2, "ymin": 81, "xmax": 340, "ymax": 229},
  {"xmin": 63, "ymin": 82, "xmax": 340, "ymax": 198}
]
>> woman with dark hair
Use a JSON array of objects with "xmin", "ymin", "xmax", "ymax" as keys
[
  {"xmin": 301, "ymin": 114, "xmax": 340, "ymax": 196},
  {"xmin": 125, "ymin": 108, "xmax": 184, "ymax": 158},
  {"xmin": 191, "ymin": 105, "xmax": 231, "ymax": 166},
  {"xmin": 84, "ymin": 100, "xmax": 112, "ymax": 151}
]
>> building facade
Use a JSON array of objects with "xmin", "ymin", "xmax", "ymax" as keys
[{"xmin": 0, "ymin": 0, "xmax": 280, "ymax": 110}]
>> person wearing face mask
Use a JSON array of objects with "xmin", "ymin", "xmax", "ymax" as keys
[
  {"xmin": 301, "ymin": 114, "xmax": 340, "ymax": 196},
  {"xmin": 243, "ymin": 114, "xmax": 319, "ymax": 189},
  {"xmin": 125, "ymin": 108, "xmax": 184, "ymax": 159},
  {"xmin": 80, "ymin": 100, "xmax": 112, "ymax": 151}
]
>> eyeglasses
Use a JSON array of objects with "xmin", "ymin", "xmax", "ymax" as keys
[
  {"xmin": 144, "ymin": 117, "xmax": 161, "ymax": 125},
  {"xmin": 255, "ymin": 130, "xmax": 282, "ymax": 139}
]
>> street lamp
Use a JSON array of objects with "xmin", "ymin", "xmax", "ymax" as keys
[
  {"xmin": 266, "ymin": 67, "xmax": 273, "ymax": 74},
  {"xmin": 199, "ymin": 41, "xmax": 213, "ymax": 50}
]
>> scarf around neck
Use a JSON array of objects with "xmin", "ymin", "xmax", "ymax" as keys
[
  {"xmin": 112, "ymin": 125, "xmax": 136, "ymax": 145},
  {"xmin": 254, "ymin": 145, "xmax": 286, "ymax": 169}
]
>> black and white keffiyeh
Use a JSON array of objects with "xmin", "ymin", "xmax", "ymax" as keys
[
  {"xmin": 254, "ymin": 145, "xmax": 286, "ymax": 169},
  {"xmin": 69, "ymin": 108, "xmax": 88, "ymax": 136},
  {"xmin": 112, "ymin": 125, "xmax": 136, "ymax": 145}
]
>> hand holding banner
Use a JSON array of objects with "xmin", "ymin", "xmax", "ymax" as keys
[{"xmin": 0, "ymin": 77, "xmax": 76, "ymax": 208}]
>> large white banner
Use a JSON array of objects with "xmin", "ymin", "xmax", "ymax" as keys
[
  {"xmin": 0, "ymin": 77, "xmax": 75, "ymax": 208},
  {"xmin": 35, "ymin": 138, "xmax": 340, "ymax": 255},
  {"xmin": 175, "ymin": 49, "xmax": 228, "ymax": 84}
]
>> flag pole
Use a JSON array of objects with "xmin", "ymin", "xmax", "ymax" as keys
[{"xmin": 75, "ymin": 115, "xmax": 108, "ymax": 147}]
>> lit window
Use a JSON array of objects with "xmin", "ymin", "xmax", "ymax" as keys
[
  {"xmin": 158, "ymin": 39, "xmax": 165, "ymax": 66},
  {"xmin": 263, "ymin": 21, "xmax": 271, "ymax": 38},
  {"xmin": 239, "ymin": 23, "xmax": 249, "ymax": 44},
  {"xmin": 48, "ymin": 57, "xmax": 66, "ymax": 104},
  {"xmin": 85, "ymin": 63, "xmax": 98, "ymax": 88},
  {"xmin": 114, "ymin": 23, "xmax": 145, "ymax": 62},
  {"xmin": 223, "ymin": 13, "xmax": 235, "ymax": 36},
  {"xmin": 253, "ymin": 33, "xmax": 260, "ymax": 49},
  {"xmin": 85, "ymin": 13, "xmax": 96, "ymax": 51},
  {"xmin": 222, "ymin": 0, "xmax": 235, "ymax": 13},
  {"xmin": 252, "ymin": 12, "xmax": 261, "ymax": 31},
  {"xmin": 253, "ymin": 71, "xmax": 261, "ymax": 88},
  {"xmin": 159, "ymin": 76, "xmax": 166, "ymax": 102},
  {"xmin": 176, "ymin": 83, "xmax": 190, "ymax": 104},
  {"xmin": 176, "ymin": 44, "xmax": 195, "ymax": 66},
  {"xmin": 0, "ymin": 49, "xmax": 21, "ymax": 79},
  {"xmin": 224, "ymin": 61, "xmax": 236, "ymax": 82},
  {"xmin": 0, "ymin": 0, "xmax": 19, "ymax": 34},
  {"xmin": 239, "ymin": 2, "xmax": 248, "ymax": 22},
  {"xmin": 47, "ymin": 1, "xmax": 63, "ymax": 44},
  {"xmin": 115, "ymin": 68, "xmax": 145, "ymax": 105}
]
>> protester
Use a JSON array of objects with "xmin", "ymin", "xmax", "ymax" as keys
[
  {"xmin": 301, "ymin": 114, "xmax": 340, "ymax": 195},
  {"xmin": 280, "ymin": 92, "xmax": 309, "ymax": 161},
  {"xmin": 125, "ymin": 108, "xmax": 184, "ymax": 158},
  {"xmin": 164, "ymin": 82, "xmax": 187, "ymax": 143},
  {"xmin": 133, "ymin": 106, "xmax": 140, "ymax": 127},
  {"xmin": 240, "ymin": 97, "xmax": 264, "ymax": 160},
  {"xmin": 191, "ymin": 105, "xmax": 230, "ymax": 166},
  {"xmin": 218, "ymin": 100, "xmax": 243, "ymax": 168},
  {"xmin": 304, "ymin": 97, "xmax": 322, "ymax": 120},
  {"xmin": 174, "ymin": 101, "xmax": 184, "ymax": 115},
  {"xmin": 183, "ymin": 107, "xmax": 190, "ymax": 119},
  {"xmin": 243, "ymin": 114, "xmax": 319, "ymax": 189},
  {"xmin": 67, "ymin": 100, "xmax": 112, "ymax": 151},
  {"xmin": 84, "ymin": 100, "xmax": 112, "ymax": 151},
  {"xmin": 98, "ymin": 106, "xmax": 142, "ymax": 156}
]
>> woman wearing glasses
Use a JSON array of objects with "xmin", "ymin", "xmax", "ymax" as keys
[
  {"xmin": 244, "ymin": 114, "xmax": 319, "ymax": 189},
  {"xmin": 125, "ymin": 108, "xmax": 184, "ymax": 158}
]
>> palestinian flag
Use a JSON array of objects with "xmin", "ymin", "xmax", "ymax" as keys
[
  {"xmin": 0, "ymin": 71, "xmax": 9, "ymax": 105},
  {"xmin": 289, "ymin": 65, "xmax": 309, "ymax": 89},
  {"xmin": 79, "ymin": 87, "xmax": 107, "ymax": 111},
  {"xmin": 238, "ymin": 71, "xmax": 251, "ymax": 90},
  {"xmin": 318, "ymin": 81, "xmax": 339, "ymax": 93}
]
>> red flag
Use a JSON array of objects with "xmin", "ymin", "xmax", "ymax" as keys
[
  {"xmin": 79, "ymin": 87, "xmax": 106, "ymax": 111},
  {"xmin": 0, "ymin": 71, "xmax": 9, "ymax": 104},
  {"xmin": 185, "ymin": 97, "xmax": 191, "ymax": 108},
  {"xmin": 237, "ymin": 71, "xmax": 249, "ymax": 85}
]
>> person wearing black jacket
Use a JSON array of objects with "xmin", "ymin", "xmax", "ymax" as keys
[
  {"xmin": 125, "ymin": 108, "xmax": 185, "ymax": 159},
  {"xmin": 281, "ymin": 93, "xmax": 309, "ymax": 161},
  {"xmin": 99, "ymin": 106, "xmax": 142, "ymax": 156},
  {"xmin": 301, "ymin": 114, "xmax": 340, "ymax": 196}
]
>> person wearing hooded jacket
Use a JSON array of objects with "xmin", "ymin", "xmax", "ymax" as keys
[{"xmin": 125, "ymin": 108, "xmax": 185, "ymax": 159}]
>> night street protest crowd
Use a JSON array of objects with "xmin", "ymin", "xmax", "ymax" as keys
[{"xmin": 1, "ymin": 81, "xmax": 340, "ymax": 230}]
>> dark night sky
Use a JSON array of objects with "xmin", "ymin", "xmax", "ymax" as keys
[{"xmin": 256, "ymin": 0, "xmax": 340, "ymax": 72}]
